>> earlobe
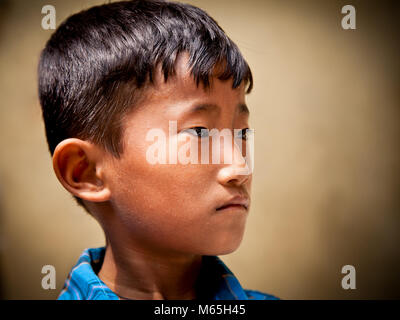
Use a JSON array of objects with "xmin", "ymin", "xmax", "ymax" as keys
[{"xmin": 52, "ymin": 138, "xmax": 111, "ymax": 202}]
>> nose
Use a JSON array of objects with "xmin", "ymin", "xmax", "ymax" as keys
[{"xmin": 216, "ymin": 137, "xmax": 252, "ymax": 187}]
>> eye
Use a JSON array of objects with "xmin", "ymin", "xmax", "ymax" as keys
[
  {"xmin": 185, "ymin": 127, "xmax": 210, "ymax": 138},
  {"xmin": 236, "ymin": 128, "xmax": 250, "ymax": 140}
]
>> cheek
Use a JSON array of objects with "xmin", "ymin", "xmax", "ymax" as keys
[
  {"xmin": 110, "ymin": 139, "xmax": 214, "ymax": 222},
  {"xmin": 116, "ymin": 132, "xmax": 210, "ymax": 203},
  {"xmin": 106, "ymin": 133, "xmax": 250, "ymax": 255},
  {"xmin": 109, "ymin": 157, "xmax": 222, "ymax": 254},
  {"xmin": 246, "ymin": 174, "xmax": 253, "ymax": 191}
]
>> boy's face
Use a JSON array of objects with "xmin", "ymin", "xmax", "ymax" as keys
[{"xmin": 101, "ymin": 55, "xmax": 252, "ymax": 256}]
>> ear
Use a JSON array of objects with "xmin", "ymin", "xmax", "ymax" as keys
[{"xmin": 52, "ymin": 138, "xmax": 111, "ymax": 202}]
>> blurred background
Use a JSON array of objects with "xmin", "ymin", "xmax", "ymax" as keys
[{"xmin": 0, "ymin": 0, "xmax": 399, "ymax": 299}]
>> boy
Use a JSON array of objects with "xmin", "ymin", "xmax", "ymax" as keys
[{"xmin": 38, "ymin": 0, "xmax": 278, "ymax": 300}]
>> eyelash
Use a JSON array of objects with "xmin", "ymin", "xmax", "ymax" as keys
[
  {"xmin": 187, "ymin": 127, "xmax": 210, "ymax": 138},
  {"xmin": 186, "ymin": 127, "xmax": 250, "ymax": 140}
]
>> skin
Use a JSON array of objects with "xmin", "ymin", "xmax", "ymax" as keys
[{"xmin": 53, "ymin": 53, "xmax": 252, "ymax": 300}]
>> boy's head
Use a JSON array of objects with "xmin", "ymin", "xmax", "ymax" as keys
[{"xmin": 38, "ymin": 0, "xmax": 253, "ymax": 255}]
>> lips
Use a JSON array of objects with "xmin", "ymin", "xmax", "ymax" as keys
[
  {"xmin": 216, "ymin": 195, "xmax": 250, "ymax": 211},
  {"xmin": 217, "ymin": 204, "xmax": 247, "ymax": 211}
]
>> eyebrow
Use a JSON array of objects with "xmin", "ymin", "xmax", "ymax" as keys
[{"xmin": 184, "ymin": 102, "xmax": 250, "ymax": 116}]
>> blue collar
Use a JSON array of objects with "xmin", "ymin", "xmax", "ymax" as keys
[{"xmin": 58, "ymin": 246, "xmax": 277, "ymax": 300}]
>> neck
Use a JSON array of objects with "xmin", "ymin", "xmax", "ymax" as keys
[{"xmin": 98, "ymin": 238, "xmax": 203, "ymax": 300}]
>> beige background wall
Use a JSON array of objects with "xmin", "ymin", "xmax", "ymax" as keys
[{"xmin": 0, "ymin": 0, "xmax": 399, "ymax": 299}]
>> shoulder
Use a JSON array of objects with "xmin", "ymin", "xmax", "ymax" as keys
[
  {"xmin": 57, "ymin": 247, "xmax": 119, "ymax": 300},
  {"xmin": 244, "ymin": 289, "xmax": 280, "ymax": 300}
]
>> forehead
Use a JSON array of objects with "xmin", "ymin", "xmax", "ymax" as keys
[{"xmin": 140, "ymin": 53, "xmax": 246, "ymax": 110}]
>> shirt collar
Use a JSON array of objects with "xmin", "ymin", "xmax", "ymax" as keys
[{"xmin": 58, "ymin": 246, "xmax": 250, "ymax": 300}]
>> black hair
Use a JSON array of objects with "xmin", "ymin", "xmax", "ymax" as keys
[{"xmin": 38, "ymin": 0, "xmax": 253, "ymax": 209}]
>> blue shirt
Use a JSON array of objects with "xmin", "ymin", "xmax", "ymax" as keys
[{"xmin": 58, "ymin": 247, "xmax": 278, "ymax": 300}]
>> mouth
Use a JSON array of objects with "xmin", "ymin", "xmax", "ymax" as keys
[
  {"xmin": 216, "ymin": 195, "xmax": 250, "ymax": 212},
  {"xmin": 216, "ymin": 204, "xmax": 248, "ymax": 211}
]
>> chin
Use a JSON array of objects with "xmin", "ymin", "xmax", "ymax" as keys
[{"xmin": 201, "ymin": 234, "xmax": 244, "ymax": 256}]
